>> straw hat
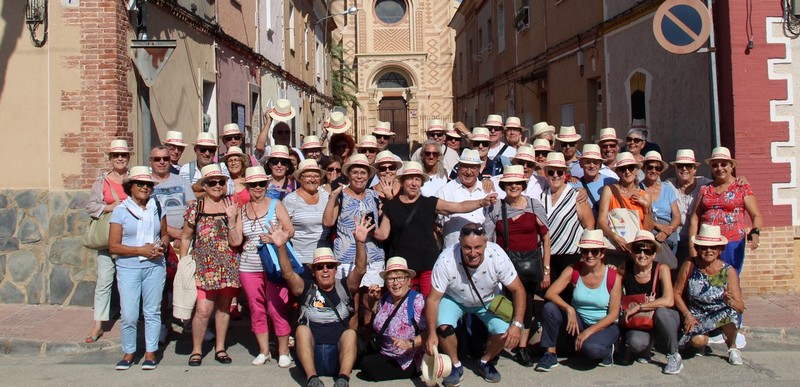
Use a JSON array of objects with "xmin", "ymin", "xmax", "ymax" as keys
[
  {"xmin": 532, "ymin": 122, "xmax": 553, "ymax": 137},
  {"xmin": 577, "ymin": 229, "xmax": 611, "ymax": 249},
  {"xmin": 705, "ymin": 146, "xmax": 737, "ymax": 167},
  {"xmin": 532, "ymin": 139, "xmax": 552, "ymax": 152},
  {"xmin": 470, "ymin": 127, "xmax": 491, "ymax": 142},
  {"xmin": 379, "ymin": 256, "xmax": 417, "ymax": 279},
  {"xmin": 375, "ymin": 150, "xmax": 402, "ymax": 168},
  {"xmin": 163, "ymin": 131, "xmax": 188, "ymax": 147},
  {"xmin": 427, "ymin": 119, "xmax": 445, "ymax": 132},
  {"xmin": 124, "ymin": 166, "xmax": 157, "ymax": 184},
  {"xmin": 504, "ymin": 116, "xmax": 523, "ymax": 129},
  {"xmin": 445, "ymin": 127, "xmax": 462, "ymax": 138},
  {"xmin": 343, "ymin": 154, "xmax": 377, "ymax": 177},
  {"xmin": 691, "ymin": 224, "xmax": 729, "ymax": 247},
  {"xmin": 293, "ymin": 159, "xmax": 323, "ymax": 180},
  {"xmin": 301, "ymin": 135, "xmax": 324, "ymax": 150},
  {"xmin": 578, "ymin": 144, "xmax": 604, "ymax": 161},
  {"xmin": 325, "ymin": 111, "xmax": 352, "ymax": 134},
  {"xmin": 269, "ymin": 99, "xmax": 296, "ymax": 122},
  {"xmin": 220, "ymin": 123, "xmax": 242, "ymax": 137},
  {"xmin": 626, "ymin": 230, "xmax": 661, "ymax": 252},
  {"xmin": 596, "ymin": 127, "xmax": 621, "ymax": 144},
  {"xmin": 312, "ymin": 247, "xmax": 340, "ymax": 266},
  {"xmin": 512, "ymin": 146, "xmax": 536, "ymax": 163},
  {"xmin": 267, "ymin": 145, "xmax": 292, "ymax": 160},
  {"xmin": 612, "ymin": 152, "xmax": 641, "ymax": 170},
  {"xmin": 421, "ymin": 347, "xmax": 453, "ymax": 387},
  {"xmin": 446, "ymin": 122, "xmax": 456, "ymax": 131},
  {"xmin": 220, "ymin": 146, "xmax": 246, "ymax": 163},
  {"xmin": 197, "ymin": 164, "xmax": 229, "ymax": 185},
  {"xmin": 244, "ymin": 166, "xmax": 270, "ymax": 183},
  {"xmin": 544, "ymin": 152, "xmax": 568, "ymax": 169},
  {"xmin": 555, "ymin": 126, "xmax": 581, "ymax": 142},
  {"xmin": 458, "ymin": 149, "xmax": 482, "ymax": 165},
  {"xmin": 642, "ymin": 151, "xmax": 669, "ymax": 172},
  {"xmin": 484, "ymin": 114, "xmax": 503, "ymax": 127},
  {"xmin": 397, "ymin": 161, "xmax": 426, "ymax": 179},
  {"xmin": 193, "ymin": 132, "xmax": 218, "ymax": 147},
  {"xmin": 499, "ymin": 165, "xmax": 527, "ymax": 183},
  {"xmin": 671, "ymin": 149, "xmax": 701, "ymax": 166},
  {"xmin": 108, "ymin": 139, "xmax": 132, "ymax": 154},
  {"xmin": 357, "ymin": 135, "xmax": 379, "ymax": 150},
  {"xmin": 372, "ymin": 121, "xmax": 395, "ymax": 136}
]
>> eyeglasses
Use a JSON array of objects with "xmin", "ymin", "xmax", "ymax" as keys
[
  {"xmin": 110, "ymin": 153, "xmax": 129, "ymax": 159},
  {"xmin": 204, "ymin": 179, "xmax": 225, "ymax": 187},
  {"xmin": 632, "ymin": 245, "xmax": 656, "ymax": 255},
  {"xmin": 617, "ymin": 165, "xmax": 637, "ymax": 173},
  {"xmin": 423, "ymin": 151, "xmax": 440, "ymax": 157},
  {"xmin": 375, "ymin": 134, "xmax": 391, "ymax": 141},
  {"xmin": 473, "ymin": 141, "xmax": 490, "ymax": 148},
  {"xmin": 227, "ymin": 158, "xmax": 243, "ymax": 164},
  {"xmin": 198, "ymin": 147, "xmax": 216, "ymax": 154},
  {"xmin": 385, "ymin": 276, "xmax": 409, "ymax": 284},
  {"xmin": 379, "ymin": 165, "xmax": 397, "ymax": 172},
  {"xmin": 560, "ymin": 142, "xmax": 576, "ymax": 148},
  {"xmin": 429, "ymin": 132, "xmax": 445, "ymax": 138},
  {"xmin": 514, "ymin": 160, "xmax": 536, "ymax": 168},
  {"xmin": 645, "ymin": 164, "xmax": 663, "ymax": 172},
  {"xmin": 487, "ymin": 126, "xmax": 503, "ymax": 133},
  {"xmin": 676, "ymin": 164, "xmax": 696, "ymax": 170},
  {"xmin": 269, "ymin": 158, "xmax": 289, "ymax": 166},
  {"xmin": 581, "ymin": 159, "xmax": 602, "ymax": 165},
  {"xmin": 150, "ymin": 156, "xmax": 169, "ymax": 162},
  {"xmin": 327, "ymin": 167, "xmax": 342, "ymax": 173},
  {"xmin": 301, "ymin": 174, "xmax": 320, "ymax": 181},
  {"xmin": 222, "ymin": 135, "xmax": 242, "ymax": 142},
  {"xmin": 547, "ymin": 169, "xmax": 566, "ymax": 177},
  {"xmin": 710, "ymin": 162, "xmax": 730, "ymax": 169},
  {"xmin": 247, "ymin": 181, "xmax": 268, "ymax": 188},
  {"xmin": 580, "ymin": 248, "xmax": 603, "ymax": 256},
  {"xmin": 133, "ymin": 181, "xmax": 154, "ymax": 189},
  {"xmin": 314, "ymin": 263, "xmax": 337, "ymax": 271},
  {"xmin": 626, "ymin": 137, "xmax": 644, "ymax": 144},
  {"xmin": 460, "ymin": 224, "xmax": 486, "ymax": 237}
]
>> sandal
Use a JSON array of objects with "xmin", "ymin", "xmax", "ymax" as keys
[
  {"xmin": 85, "ymin": 333, "xmax": 103, "ymax": 343},
  {"xmin": 188, "ymin": 353, "xmax": 203, "ymax": 367},
  {"xmin": 215, "ymin": 350, "xmax": 232, "ymax": 364}
]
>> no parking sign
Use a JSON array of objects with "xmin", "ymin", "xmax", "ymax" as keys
[{"xmin": 652, "ymin": 0, "xmax": 712, "ymax": 54}]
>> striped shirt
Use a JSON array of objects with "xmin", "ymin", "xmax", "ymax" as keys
[
  {"xmin": 283, "ymin": 189, "xmax": 331, "ymax": 264},
  {"xmin": 541, "ymin": 186, "xmax": 584, "ymax": 255},
  {"xmin": 240, "ymin": 203, "xmax": 278, "ymax": 273}
]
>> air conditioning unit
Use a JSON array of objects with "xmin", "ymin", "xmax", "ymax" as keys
[{"xmin": 515, "ymin": 6, "xmax": 530, "ymax": 31}]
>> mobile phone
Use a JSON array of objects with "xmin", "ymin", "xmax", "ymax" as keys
[
  {"xmin": 331, "ymin": 175, "xmax": 348, "ymax": 190},
  {"xmin": 364, "ymin": 213, "xmax": 375, "ymax": 225}
]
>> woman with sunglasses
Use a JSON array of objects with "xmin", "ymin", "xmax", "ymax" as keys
[
  {"xmin": 617, "ymin": 231, "xmax": 681, "ymax": 374},
  {"xmin": 688, "ymin": 147, "xmax": 762, "ymax": 276},
  {"xmin": 237, "ymin": 166, "xmax": 296, "ymax": 367},
  {"xmin": 265, "ymin": 145, "xmax": 299, "ymax": 201},
  {"xmin": 639, "ymin": 151, "xmax": 680, "ymax": 256},
  {"xmin": 540, "ymin": 153, "xmax": 595, "ymax": 282},
  {"xmin": 180, "ymin": 165, "xmax": 243, "ymax": 366},
  {"xmin": 674, "ymin": 224, "xmax": 745, "ymax": 365},
  {"xmin": 221, "ymin": 146, "xmax": 251, "ymax": 206},
  {"xmin": 109, "ymin": 166, "xmax": 168, "ymax": 370},
  {"xmin": 373, "ymin": 150, "xmax": 402, "ymax": 200},
  {"xmin": 419, "ymin": 141, "xmax": 449, "ymax": 197},
  {"xmin": 483, "ymin": 165, "xmax": 551, "ymax": 367},
  {"xmin": 597, "ymin": 152, "xmax": 654, "ymax": 262},
  {"xmin": 321, "ymin": 155, "xmax": 344, "ymax": 193},
  {"xmin": 84, "ymin": 139, "xmax": 131, "ymax": 343},
  {"xmin": 535, "ymin": 229, "xmax": 622, "ymax": 371}
]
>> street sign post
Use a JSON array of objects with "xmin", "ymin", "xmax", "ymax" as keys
[{"xmin": 653, "ymin": 0, "xmax": 712, "ymax": 54}]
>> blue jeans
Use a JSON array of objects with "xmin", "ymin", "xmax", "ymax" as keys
[
  {"xmin": 116, "ymin": 265, "xmax": 166, "ymax": 354},
  {"xmin": 540, "ymin": 302, "xmax": 620, "ymax": 360}
]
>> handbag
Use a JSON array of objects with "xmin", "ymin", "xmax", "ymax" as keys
[
  {"xmin": 257, "ymin": 198, "xmax": 305, "ymax": 284},
  {"xmin": 81, "ymin": 177, "xmax": 120, "ymax": 250},
  {"xmin": 605, "ymin": 185, "xmax": 641, "ymax": 250},
  {"xmin": 620, "ymin": 263, "xmax": 660, "ymax": 330},
  {"xmin": 462, "ymin": 258, "xmax": 513, "ymax": 323},
  {"xmin": 501, "ymin": 199, "xmax": 544, "ymax": 283}
]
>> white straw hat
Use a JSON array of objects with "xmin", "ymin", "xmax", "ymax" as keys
[
  {"xmin": 692, "ymin": 224, "xmax": 729, "ymax": 246},
  {"xmin": 642, "ymin": 151, "xmax": 669, "ymax": 172},
  {"xmin": 244, "ymin": 166, "xmax": 270, "ymax": 183},
  {"xmin": 421, "ymin": 347, "xmax": 453, "ymax": 387},
  {"xmin": 193, "ymin": 132, "xmax": 218, "ymax": 147},
  {"xmin": 220, "ymin": 123, "xmax": 242, "ymax": 137},
  {"xmin": 108, "ymin": 139, "xmax": 132, "ymax": 154},
  {"xmin": 124, "ymin": 166, "xmax": 157, "ymax": 184},
  {"xmin": 484, "ymin": 114, "xmax": 503, "ymax": 127},
  {"xmin": 513, "ymin": 146, "xmax": 536, "ymax": 163},
  {"xmin": 499, "ymin": 165, "xmax": 527, "ymax": 183},
  {"xmin": 596, "ymin": 127, "xmax": 621, "ymax": 144},
  {"xmin": 301, "ymin": 135, "xmax": 324, "ymax": 150},
  {"xmin": 671, "ymin": 149, "xmax": 701, "ymax": 166},
  {"xmin": 532, "ymin": 122, "xmax": 553, "ymax": 137},
  {"xmin": 470, "ymin": 127, "xmax": 491, "ymax": 142},
  {"xmin": 372, "ymin": 121, "xmax": 395, "ymax": 136},
  {"xmin": 163, "ymin": 131, "xmax": 188, "ymax": 147},
  {"xmin": 577, "ymin": 229, "xmax": 611, "ymax": 249},
  {"xmin": 578, "ymin": 144, "xmax": 604, "ymax": 161},
  {"xmin": 269, "ymin": 99, "xmax": 296, "ymax": 122},
  {"xmin": 325, "ymin": 112, "xmax": 352, "ymax": 134},
  {"xmin": 504, "ymin": 116, "xmax": 523, "ymax": 129},
  {"xmin": 555, "ymin": 126, "xmax": 581, "ymax": 142},
  {"xmin": 293, "ymin": 159, "xmax": 323, "ymax": 180},
  {"xmin": 705, "ymin": 146, "xmax": 737, "ymax": 167}
]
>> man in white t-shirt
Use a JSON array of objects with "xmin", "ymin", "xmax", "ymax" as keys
[
  {"xmin": 484, "ymin": 114, "xmax": 516, "ymax": 163},
  {"xmin": 425, "ymin": 223, "xmax": 526, "ymax": 385},
  {"xmin": 437, "ymin": 149, "xmax": 490, "ymax": 247}
]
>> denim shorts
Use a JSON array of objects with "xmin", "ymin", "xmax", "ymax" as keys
[
  {"xmin": 436, "ymin": 295, "xmax": 510, "ymax": 335},
  {"xmin": 313, "ymin": 343, "xmax": 340, "ymax": 376}
]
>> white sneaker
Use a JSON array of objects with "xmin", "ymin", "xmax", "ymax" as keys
[
  {"xmin": 252, "ymin": 353, "xmax": 270, "ymax": 366},
  {"xmin": 278, "ymin": 354, "xmax": 293, "ymax": 368},
  {"xmin": 728, "ymin": 348, "xmax": 743, "ymax": 365}
]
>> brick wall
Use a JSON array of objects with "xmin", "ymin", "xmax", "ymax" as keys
[
  {"xmin": 60, "ymin": 0, "xmax": 134, "ymax": 189},
  {"xmin": 740, "ymin": 226, "xmax": 799, "ymax": 295}
]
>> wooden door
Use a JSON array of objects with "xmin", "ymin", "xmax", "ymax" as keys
[{"xmin": 378, "ymin": 97, "xmax": 409, "ymax": 159}]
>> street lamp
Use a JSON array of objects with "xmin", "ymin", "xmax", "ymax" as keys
[{"xmin": 316, "ymin": 6, "xmax": 359, "ymax": 26}]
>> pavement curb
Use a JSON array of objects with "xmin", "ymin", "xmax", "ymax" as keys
[
  {"xmin": 1, "ymin": 337, "xmax": 121, "ymax": 357},
  {"xmin": 740, "ymin": 326, "xmax": 800, "ymax": 344}
]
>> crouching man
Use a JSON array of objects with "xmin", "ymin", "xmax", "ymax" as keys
[{"xmin": 425, "ymin": 223, "xmax": 527, "ymax": 385}]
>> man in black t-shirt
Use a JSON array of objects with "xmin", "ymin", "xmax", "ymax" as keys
[{"xmin": 269, "ymin": 215, "xmax": 374, "ymax": 387}]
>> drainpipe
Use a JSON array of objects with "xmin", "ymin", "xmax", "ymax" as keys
[{"xmin": 707, "ymin": 0, "xmax": 721, "ymax": 147}]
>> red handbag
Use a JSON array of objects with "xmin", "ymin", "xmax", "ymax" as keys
[{"xmin": 620, "ymin": 263, "xmax": 660, "ymax": 330}]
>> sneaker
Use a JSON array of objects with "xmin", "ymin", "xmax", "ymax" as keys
[
  {"xmin": 203, "ymin": 328, "xmax": 215, "ymax": 342},
  {"xmin": 252, "ymin": 353, "xmax": 270, "ymax": 366},
  {"xmin": 728, "ymin": 348, "xmax": 743, "ymax": 365},
  {"xmin": 708, "ymin": 333, "xmax": 725, "ymax": 344},
  {"xmin": 599, "ymin": 344, "xmax": 614, "ymax": 367},
  {"xmin": 478, "ymin": 361, "xmax": 502, "ymax": 383},
  {"xmin": 141, "ymin": 359, "xmax": 158, "ymax": 370},
  {"xmin": 159, "ymin": 324, "xmax": 168, "ymax": 344},
  {"xmin": 288, "ymin": 335, "xmax": 296, "ymax": 348},
  {"xmin": 278, "ymin": 354, "xmax": 293, "ymax": 368},
  {"xmin": 535, "ymin": 352, "xmax": 559, "ymax": 372},
  {"xmin": 663, "ymin": 353, "xmax": 683, "ymax": 375},
  {"xmin": 115, "ymin": 358, "xmax": 133, "ymax": 371},
  {"xmin": 306, "ymin": 376, "xmax": 325, "ymax": 387},
  {"xmin": 635, "ymin": 355, "xmax": 651, "ymax": 364},
  {"xmin": 515, "ymin": 347, "xmax": 534, "ymax": 367},
  {"xmin": 443, "ymin": 365, "xmax": 464, "ymax": 387},
  {"xmin": 332, "ymin": 376, "xmax": 349, "ymax": 387}
]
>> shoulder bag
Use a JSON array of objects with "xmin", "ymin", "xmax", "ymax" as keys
[
  {"xmin": 501, "ymin": 199, "xmax": 544, "ymax": 283},
  {"xmin": 605, "ymin": 185, "xmax": 641, "ymax": 249},
  {"xmin": 461, "ymin": 257, "xmax": 513, "ymax": 323},
  {"xmin": 81, "ymin": 177, "xmax": 120, "ymax": 250},
  {"xmin": 620, "ymin": 263, "xmax": 660, "ymax": 331},
  {"xmin": 258, "ymin": 198, "xmax": 305, "ymax": 284}
]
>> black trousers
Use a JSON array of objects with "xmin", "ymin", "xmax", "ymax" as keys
[{"xmin": 358, "ymin": 353, "xmax": 419, "ymax": 382}]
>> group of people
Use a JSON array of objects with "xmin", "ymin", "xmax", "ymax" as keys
[{"xmin": 83, "ymin": 105, "xmax": 762, "ymax": 387}]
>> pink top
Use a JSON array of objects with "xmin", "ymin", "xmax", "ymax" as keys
[
  {"xmin": 372, "ymin": 292, "xmax": 426, "ymax": 370},
  {"xmin": 699, "ymin": 181, "xmax": 754, "ymax": 242},
  {"xmin": 102, "ymin": 178, "xmax": 128, "ymax": 204},
  {"xmin": 232, "ymin": 188, "xmax": 251, "ymax": 206}
]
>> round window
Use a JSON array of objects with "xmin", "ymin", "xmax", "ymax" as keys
[{"xmin": 375, "ymin": 0, "xmax": 407, "ymax": 24}]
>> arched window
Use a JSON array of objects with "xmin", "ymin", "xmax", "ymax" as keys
[
  {"xmin": 629, "ymin": 71, "xmax": 647, "ymax": 122},
  {"xmin": 377, "ymin": 72, "xmax": 409, "ymax": 88},
  {"xmin": 375, "ymin": 0, "xmax": 407, "ymax": 24}
]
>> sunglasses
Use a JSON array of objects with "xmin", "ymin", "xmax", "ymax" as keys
[
  {"xmin": 600, "ymin": 143, "xmax": 618, "ymax": 149},
  {"xmin": 327, "ymin": 167, "xmax": 342, "ymax": 173},
  {"xmin": 446, "ymin": 136, "xmax": 460, "ymax": 141},
  {"xmin": 504, "ymin": 181, "xmax": 525, "ymax": 186},
  {"xmin": 460, "ymin": 225, "xmax": 486, "ymax": 237},
  {"xmin": 676, "ymin": 164, "xmax": 696, "ymax": 170},
  {"xmin": 133, "ymin": 181, "xmax": 154, "ymax": 189},
  {"xmin": 473, "ymin": 141, "xmax": 490, "ymax": 148},
  {"xmin": 379, "ymin": 165, "xmax": 397, "ymax": 172},
  {"xmin": 697, "ymin": 245, "xmax": 721, "ymax": 251},
  {"xmin": 645, "ymin": 164, "xmax": 663, "ymax": 172},
  {"xmin": 204, "ymin": 179, "xmax": 225, "ymax": 187},
  {"xmin": 514, "ymin": 160, "xmax": 536, "ymax": 168},
  {"xmin": 314, "ymin": 263, "xmax": 337, "ymax": 271},
  {"xmin": 547, "ymin": 169, "xmax": 566, "ymax": 177},
  {"xmin": 626, "ymin": 137, "xmax": 644, "ymax": 144},
  {"xmin": 198, "ymin": 147, "xmax": 216, "ymax": 154},
  {"xmin": 711, "ymin": 162, "xmax": 730, "ymax": 169},
  {"xmin": 223, "ymin": 135, "xmax": 242, "ymax": 142},
  {"xmin": 360, "ymin": 148, "xmax": 378, "ymax": 154},
  {"xmin": 632, "ymin": 245, "xmax": 656, "ymax": 255},
  {"xmin": 269, "ymin": 158, "xmax": 290, "ymax": 166},
  {"xmin": 429, "ymin": 132, "xmax": 445, "ymax": 138},
  {"xmin": 617, "ymin": 164, "xmax": 637, "ymax": 173},
  {"xmin": 150, "ymin": 156, "xmax": 169, "ymax": 162},
  {"xmin": 560, "ymin": 142, "xmax": 576, "ymax": 148},
  {"xmin": 375, "ymin": 134, "xmax": 391, "ymax": 141},
  {"xmin": 110, "ymin": 153, "xmax": 129, "ymax": 159},
  {"xmin": 487, "ymin": 126, "xmax": 503, "ymax": 133},
  {"xmin": 580, "ymin": 248, "xmax": 603, "ymax": 256},
  {"xmin": 424, "ymin": 151, "xmax": 440, "ymax": 157},
  {"xmin": 247, "ymin": 181, "xmax": 268, "ymax": 188},
  {"xmin": 534, "ymin": 151, "xmax": 549, "ymax": 157}
]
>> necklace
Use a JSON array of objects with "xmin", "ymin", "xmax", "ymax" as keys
[{"xmin": 619, "ymin": 184, "xmax": 638, "ymax": 196}]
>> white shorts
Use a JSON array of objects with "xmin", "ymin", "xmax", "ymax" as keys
[{"xmin": 336, "ymin": 260, "xmax": 385, "ymax": 288}]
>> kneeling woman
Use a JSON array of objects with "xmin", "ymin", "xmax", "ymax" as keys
[
  {"xmin": 359, "ymin": 257, "xmax": 426, "ymax": 381},
  {"xmin": 535, "ymin": 230, "xmax": 622, "ymax": 372},
  {"xmin": 618, "ymin": 231, "xmax": 681, "ymax": 374}
]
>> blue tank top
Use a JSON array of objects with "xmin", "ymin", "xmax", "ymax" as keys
[{"xmin": 572, "ymin": 268, "xmax": 611, "ymax": 326}]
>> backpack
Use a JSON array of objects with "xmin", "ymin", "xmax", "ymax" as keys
[
  {"xmin": 570, "ymin": 261, "xmax": 616, "ymax": 293},
  {"xmin": 299, "ymin": 279, "xmax": 353, "ymax": 326}
]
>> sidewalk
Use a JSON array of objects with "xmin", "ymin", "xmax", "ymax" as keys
[{"xmin": 1, "ymin": 294, "xmax": 798, "ymax": 356}]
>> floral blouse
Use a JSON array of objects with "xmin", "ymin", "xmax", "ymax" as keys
[
  {"xmin": 699, "ymin": 182, "xmax": 754, "ymax": 242},
  {"xmin": 371, "ymin": 291, "xmax": 426, "ymax": 370},
  {"xmin": 185, "ymin": 201, "xmax": 241, "ymax": 290}
]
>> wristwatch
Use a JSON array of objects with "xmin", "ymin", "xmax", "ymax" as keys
[{"xmin": 511, "ymin": 320, "xmax": 524, "ymax": 329}]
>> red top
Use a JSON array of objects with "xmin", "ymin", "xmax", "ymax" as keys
[
  {"xmin": 102, "ymin": 178, "xmax": 128, "ymax": 204},
  {"xmin": 699, "ymin": 181, "xmax": 754, "ymax": 242},
  {"xmin": 495, "ymin": 212, "xmax": 548, "ymax": 251}
]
